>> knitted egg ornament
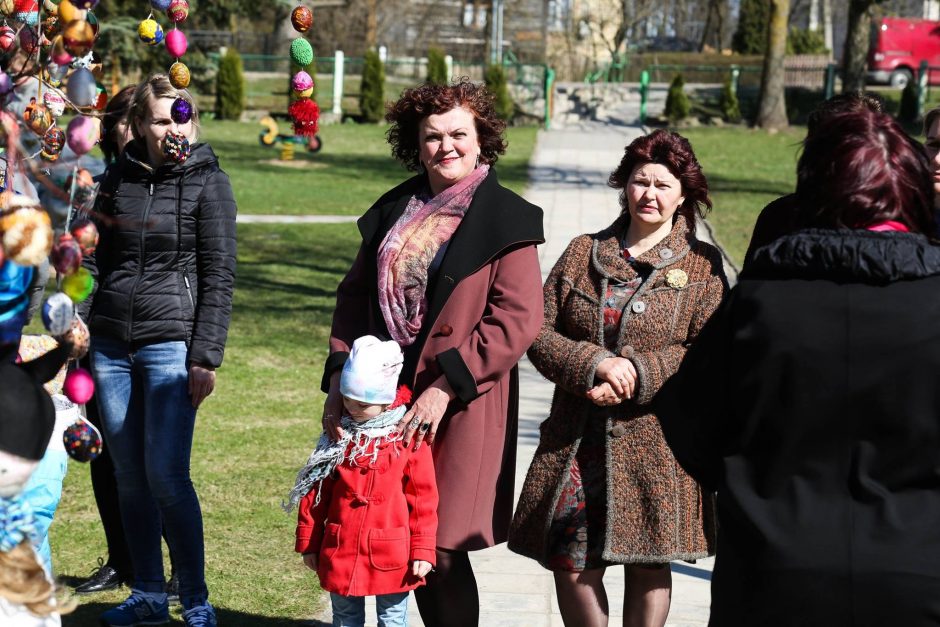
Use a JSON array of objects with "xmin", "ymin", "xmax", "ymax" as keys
[
  {"xmin": 162, "ymin": 130, "xmax": 190, "ymax": 163},
  {"xmin": 291, "ymin": 70, "xmax": 314, "ymax": 98},
  {"xmin": 63, "ymin": 418, "xmax": 101, "ymax": 462},
  {"xmin": 150, "ymin": 0, "xmax": 171, "ymax": 10},
  {"xmin": 66, "ymin": 67, "xmax": 96, "ymax": 107},
  {"xmin": 40, "ymin": 126, "xmax": 65, "ymax": 161},
  {"xmin": 50, "ymin": 233, "xmax": 81, "ymax": 276},
  {"xmin": 1, "ymin": 208, "xmax": 53, "ymax": 267},
  {"xmin": 137, "ymin": 18, "xmax": 163, "ymax": 45},
  {"xmin": 63, "ymin": 367, "xmax": 94, "ymax": 404},
  {"xmin": 170, "ymin": 97, "xmax": 192, "ymax": 124},
  {"xmin": 291, "ymin": 5, "xmax": 312, "ymax": 32},
  {"xmin": 12, "ymin": 0, "xmax": 38, "ymax": 25},
  {"xmin": 166, "ymin": 0, "xmax": 187, "ymax": 23},
  {"xmin": 41, "ymin": 291, "xmax": 74, "ymax": 335},
  {"xmin": 0, "ymin": 25, "xmax": 15, "ymax": 52},
  {"xmin": 66, "ymin": 115, "xmax": 99, "ymax": 155},
  {"xmin": 61, "ymin": 267, "xmax": 93, "ymax": 303},
  {"xmin": 290, "ymin": 37, "xmax": 313, "ymax": 67},
  {"xmin": 43, "ymin": 90, "xmax": 65, "ymax": 117},
  {"xmin": 168, "ymin": 61, "xmax": 190, "ymax": 89},
  {"xmin": 288, "ymin": 97, "xmax": 319, "ymax": 137},
  {"xmin": 164, "ymin": 27, "xmax": 186, "ymax": 58},
  {"xmin": 62, "ymin": 18, "xmax": 94, "ymax": 56}
]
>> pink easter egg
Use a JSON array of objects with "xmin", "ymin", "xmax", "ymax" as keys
[
  {"xmin": 66, "ymin": 115, "xmax": 100, "ymax": 155},
  {"xmin": 63, "ymin": 367, "xmax": 95, "ymax": 404},
  {"xmin": 165, "ymin": 28, "xmax": 187, "ymax": 58},
  {"xmin": 291, "ymin": 71, "xmax": 313, "ymax": 92},
  {"xmin": 0, "ymin": 26, "xmax": 15, "ymax": 53}
]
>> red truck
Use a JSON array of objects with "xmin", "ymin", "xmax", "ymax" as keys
[{"xmin": 867, "ymin": 17, "xmax": 940, "ymax": 88}]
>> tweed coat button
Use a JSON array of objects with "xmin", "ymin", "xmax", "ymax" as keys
[
  {"xmin": 620, "ymin": 345, "xmax": 635, "ymax": 358},
  {"xmin": 659, "ymin": 248, "xmax": 674, "ymax": 259},
  {"xmin": 439, "ymin": 324, "xmax": 453, "ymax": 336},
  {"xmin": 631, "ymin": 301, "xmax": 646, "ymax": 314},
  {"xmin": 610, "ymin": 424, "xmax": 627, "ymax": 438}
]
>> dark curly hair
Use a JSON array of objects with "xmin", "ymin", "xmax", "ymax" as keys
[
  {"xmin": 385, "ymin": 78, "xmax": 507, "ymax": 171},
  {"xmin": 608, "ymin": 129, "xmax": 712, "ymax": 220}
]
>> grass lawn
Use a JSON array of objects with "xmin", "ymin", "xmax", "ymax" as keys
[{"xmin": 200, "ymin": 120, "xmax": 538, "ymax": 216}]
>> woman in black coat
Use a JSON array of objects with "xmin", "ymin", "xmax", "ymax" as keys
[
  {"xmin": 655, "ymin": 109, "xmax": 940, "ymax": 626},
  {"xmin": 83, "ymin": 74, "xmax": 236, "ymax": 627}
]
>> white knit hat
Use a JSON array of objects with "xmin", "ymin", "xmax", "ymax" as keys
[{"xmin": 340, "ymin": 336, "xmax": 404, "ymax": 405}]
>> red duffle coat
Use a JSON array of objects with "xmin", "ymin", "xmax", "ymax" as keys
[
  {"xmin": 295, "ymin": 439, "xmax": 439, "ymax": 597},
  {"xmin": 322, "ymin": 170, "xmax": 544, "ymax": 550}
]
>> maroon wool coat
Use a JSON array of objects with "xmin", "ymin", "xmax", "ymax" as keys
[{"xmin": 323, "ymin": 170, "xmax": 545, "ymax": 550}]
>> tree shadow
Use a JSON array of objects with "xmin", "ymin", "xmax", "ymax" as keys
[{"xmin": 62, "ymin": 601, "xmax": 330, "ymax": 626}]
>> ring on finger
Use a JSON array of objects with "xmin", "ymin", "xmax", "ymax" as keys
[
  {"xmin": 419, "ymin": 422, "xmax": 431, "ymax": 433},
  {"xmin": 408, "ymin": 416, "xmax": 421, "ymax": 430}
]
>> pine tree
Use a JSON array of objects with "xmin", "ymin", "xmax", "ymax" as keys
[
  {"xmin": 664, "ymin": 74, "xmax": 691, "ymax": 122},
  {"xmin": 720, "ymin": 77, "xmax": 741, "ymax": 123},
  {"xmin": 484, "ymin": 64, "xmax": 513, "ymax": 121},
  {"xmin": 426, "ymin": 47, "xmax": 448, "ymax": 85},
  {"xmin": 360, "ymin": 49, "xmax": 385, "ymax": 123},
  {"xmin": 215, "ymin": 48, "xmax": 245, "ymax": 120},
  {"xmin": 732, "ymin": 0, "xmax": 771, "ymax": 55}
]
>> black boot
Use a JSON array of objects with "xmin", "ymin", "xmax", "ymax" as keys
[
  {"xmin": 166, "ymin": 571, "xmax": 180, "ymax": 605},
  {"xmin": 73, "ymin": 557, "xmax": 125, "ymax": 594}
]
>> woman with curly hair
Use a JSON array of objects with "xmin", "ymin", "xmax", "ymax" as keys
[
  {"xmin": 315, "ymin": 78, "xmax": 544, "ymax": 625},
  {"xmin": 509, "ymin": 130, "xmax": 727, "ymax": 626}
]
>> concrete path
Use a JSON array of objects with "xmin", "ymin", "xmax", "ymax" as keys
[{"xmin": 312, "ymin": 120, "xmax": 716, "ymax": 626}]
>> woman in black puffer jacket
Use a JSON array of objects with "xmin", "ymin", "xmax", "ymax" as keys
[{"xmin": 83, "ymin": 74, "xmax": 235, "ymax": 627}]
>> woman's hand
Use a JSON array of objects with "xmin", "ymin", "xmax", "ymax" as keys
[
  {"xmin": 595, "ymin": 357, "xmax": 637, "ymax": 399},
  {"xmin": 586, "ymin": 382, "xmax": 625, "ymax": 406},
  {"xmin": 322, "ymin": 371, "xmax": 344, "ymax": 441},
  {"xmin": 412, "ymin": 560, "xmax": 433, "ymax": 578},
  {"xmin": 188, "ymin": 364, "xmax": 216, "ymax": 408},
  {"xmin": 397, "ymin": 376, "xmax": 455, "ymax": 450},
  {"xmin": 302, "ymin": 553, "xmax": 318, "ymax": 571}
]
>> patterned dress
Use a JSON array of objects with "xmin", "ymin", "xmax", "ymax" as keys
[{"xmin": 543, "ymin": 249, "xmax": 648, "ymax": 572}]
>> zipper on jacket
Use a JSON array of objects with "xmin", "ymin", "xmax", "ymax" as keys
[
  {"xmin": 183, "ymin": 275, "xmax": 194, "ymax": 309},
  {"xmin": 126, "ymin": 181, "xmax": 157, "ymax": 342}
]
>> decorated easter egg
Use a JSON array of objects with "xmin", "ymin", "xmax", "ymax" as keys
[
  {"xmin": 66, "ymin": 115, "xmax": 100, "ymax": 155},
  {"xmin": 57, "ymin": 0, "xmax": 84, "ymax": 22},
  {"xmin": 93, "ymin": 84, "xmax": 107, "ymax": 110},
  {"xmin": 0, "ymin": 72, "xmax": 11, "ymax": 96},
  {"xmin": 65, "ymin": 167, "xmax": 95, "ymax": 208},
  {"xmin": 291, "ymin": 70, "xmax": 314, "ymax": 98},
  {"xmin": 23, "ymin": 98, "xmax": 53, "ymax": 135},
  {"xmin": 18, "ymin": 26, "xmax": 39, "ymax": 54},
  {"xmin": 165, "ymin": 28, "xmax": 186, "ymax": 58},
  {"xmin": 40, "ymin": 125, "xmax": 66, "ymax": 161},
  {"xmin": 166, "ymin": 0, "xmax": 187, "ymax": 23},
  {"xmin": 49, "ymin": 34, "xmax": 73, "ymax": 65},
  {"xmin": 150, "ymin": 0, "xmax": 170, "ymax": 10},
  {"xmin": 0, "ymin": 25, "xmax": 15, "ymax": 52},
  {"xmin": 1, "ymin": 208, "xmax": 53, "ymax": 266},
  {"xmin": 168, "ymin": 61, "xmax": 190, "ymax": 89},
  {"xmin": 43, "ymin": 90, "xmax": 66, "ymax": 117},
  {"xmin": 291, "ymin": 5, "xmax": 312, "ymax": 33},
  {"xmin": 170, "ymin": 97, "xmax": 192, "ymax": 124},
  {"xmin": 138, "ymin": 18, "xmax": 163, "ymax": 45},
  {"xmin": 13, "ymin": 0, "xmax": 39, "ymax": 25},
  {"xmin": 290, "ymin": 37, "xmax": 313, "ymax": 67},
  {"xmin": 70, "ymin": 220, "xmax": 98, "ymax": 254},
  {"xmin": 63, "ymin": 418, "xmax": 102, "ymax": 462},
  {"xmin": 50, "ymin": 233, "xmax": 82, "ymax": 277},
  {"xmin": 66, "ymin": 67, "xmax": 96, "ymax": 107},
  {"xmin": 63, "ymin": 367, "xmax": 94, "ymax": 404},
  {"xmin": 41, "ymin": 291, "xmax": 74, "ymax": 335},
  {"xmin": 60, "ymin": 314, "xmax": 89, "ymax": 360},
  {"xmin": 163, "ymin": 130, "xmax": 191, "ymax": 163},
  {"xmin": 72, "ymin": 0, "xmax": 96, "ymax": 8},
  {"xmin": 62, "ymin": 18, "xmax": 94, "ymax": 56},
  {"xmin": 44, "ymin": 62, "xmax": 68, "ymax": 87},
  {"xmin": 61, "ymin": 267, "xmax": 93, "ymax": 303}
]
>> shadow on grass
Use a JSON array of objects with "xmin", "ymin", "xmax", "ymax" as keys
[
  {"xmin": 707, "ymin": 174, "xmax": 792, "ymax": 197},
  {"xmin": 63, "ymin": 602, "xmax": 329, "ymax": 626}
]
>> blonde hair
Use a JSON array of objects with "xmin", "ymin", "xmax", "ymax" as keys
[
  {"xmin": 0, "ymin": 541, "xmax": 75, "ymax": 617},
  {"xmin": 127, "ymin": 74, "xmax": 200, "ymax": 142}
]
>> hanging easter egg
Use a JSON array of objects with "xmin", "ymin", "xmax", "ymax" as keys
[
  {"xmin": 57, "ymin": 0, "xmax": 83, "ymax": 22},
  {"xmin": 65, "ymin": 167, "xmax": 95, "ymax": 208},
  {"xmin": 44, "ymin": 62, "xmax": 68, "ymax": 87},
  {"xmin": 63, "ymin": 367, "xmax": 94, "ymax": 404},
  {"xmin": 166, "ymin": 0, "xmax": 187, "ymax": 23},
  {"xmin": 291, "ymin": 5, "xmax": 313, "ymax": 33},
  {"xmin": 0, "ymin": 0, "xmax": 13, "ymax": 15},
  {"xmin": 138, "ymin": 18, "xmax": 163, "ymax": 46},
  {"xmin": 40, "ymin": 125, "xmax": 66, "ymax": 161},
  {"xmin": 66, "ymin": 115, "xmax": 99, "ymax": 155},
  {"xmin": 165, "ymin": 28, "xmax": 187, "ymax": 58},
  {"xmin": 70, "ymin": 219, "xmax": 98, "ymax": 254},
  {"xmin": 60, "ymin": 314, "xmax": 89, "ymax": 360},
  {"xmin": 0, "ymin": 25, "xmax": 15, "ymax": 52},
  {"xmin": 23, "ymin": 98, "xmax": 53, "ymax": 135},
  {"xmin": 1, "ymin": 208, "xmax": 53, "ymax": 266},
  {"xmin": 13, "ymin": 0, "xmax": 39, "ymax": 25},
  {"xmin": 49, "ymin": 35, "xmax": 73, "ymax": 65},
  {"xmin": 93, "ymin": 83, "xmax": 107, "ymax": 111},
  {"xmin": 85, "ymin": 10, "xmax": 99, "ymax": 39},
  {"xmin": 18, "ymin": 26, "xmax": 39, "ymax": 54},
  {"xmin": 288, "ymin": 97, "xmax": 319, "ymax": 137},
  {"xmin": 66, "ymin": 67, "xmax": 97, "ymax": 107},
  {"xmin": 62, "ymin": 18, "xmax": 94, "ymax": 56},
  {"xmin": 63, "ymin": 418, "xmax": 101, "ymax": 462},
  {"xmin": 61, "ymin": 267, "xmax": 93, "ymax": 303},
  {"xmin": 170, "ymin": 97, "xmax": 192, "ymax": 124},
  {"xmin": 150, "ymin": 0, "xmax": 170, "ymax": 10},
  {"xmin": 50, "ymin": 233, "xmax": 82, "ymax": 276},
  {"xmin": 168, "ymin": 61, "xmax": 190, "ymax": 89},
  {"xmin": 291, "ymin": 70, "xmax": 314, "ymax": 98},
  {"xmin": 163, "ymin": 130, "xmax": 190, "ymax": 163},
  {"xmin": 43, "ymin": 90, "xmax": 66, "ymax": 117},
  {"xmin": 41, "ymin": 291, "xmax": 74, "ymax": 335},
  {"xmin": 72, "ymin": 0, "xmax": 96, "ymax": 8},
  {"xmin": 290, "ymin": 38, "xmax": 314, "ymax": 67}
]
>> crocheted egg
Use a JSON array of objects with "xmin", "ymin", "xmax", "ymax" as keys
[
  {"xmin": 66, "ymin": 115, "xmax": 100, "ymax": 155},
  {"xmin": 290, "ymin": 37, "xmax": 313, "ymax": 67},
  {"xmin": 22, "ymin": 98, "xmax": 53, "ymax": 135},
  {"xmin": 66, "ymin": 67, "xmax": 96, "ymax": 107},
  {"xmin": 13, "ymin": 0, "xmax": 38, "ymax": 25},
  {"xmin": 50, "ymin": 35, "xmax": 73, "ymax": 65},
  {"xmin": 63, "ymin": 418, "xmax": 101, "ymax": 462},
  {"xmin": 70, "ymin": 219, "xmax": 98, "ymax": 254},
  {"xmin": 62, "ymin": 18, "xmax": 94, "ymax": 56},
  {"xmin": 61, "ymin": 266, "xmax": 93, "ymax": 303},
  {"xmin": 291, "ymin": 71, "xmax": 314, "ymax": 98},
  {"xmin": 41, "ymin": 291, "xmax": 74, "ymax": 335},
  {"xmin": 170, "ymin": 97, "xmax": 192, "ymax": 124},
  {"xmin": 162, "ymin": 130, "xmax": 190, "ymax": 163},
  {"xmin": 288, "ymin": 97, "xmax": 319, "ymax": 137},
  {"xmin": 165, "ymin": 27, "xmax": 187, "ymax": 58},
  {"xmin": 43, "ymin": 90, "xmax": 66, "ymax": 117},
  {"xmin": 40, "ymin": 125, "xmax": 65, "ymax": 161},
  {"xmin": 1, "ymin": 208, "xmax": 53, "ymax": 267},
  {"xmin": 63, "ymin": 367, "xmax": 94, "ymax": 404},
  {"xmin": 168, "ymin": 61, "xmax": 190, "ymax": 88},
  {"xmin": 0, "ymin": 25, "xmax": 15, "ymax": 52},
  {"xmin": 166, "ymin": 0, "xmax": 187, "ymax": 23},
  {"xmin": 150, "ymin": 0, "xmax": 171, "ymax": 10},
  {"xmin": 138, "ymin": 18, "xmax": 163, "ymax": 45},
  {"xmin": 291, "ymin": 5, "xmax": 313, "ymax": 33}
]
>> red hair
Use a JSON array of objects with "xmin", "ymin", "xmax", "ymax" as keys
[
  {"xmin": 608, "ymin": 129, "xmax": 712, "ymax": 220},
  {"xmin": 796, "ymin": 109, "xmax": 934, "ymax": 234}
]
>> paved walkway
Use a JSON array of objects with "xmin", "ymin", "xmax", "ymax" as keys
[{"xmin": 312, "ymin": 120, "xmax": 715, "ymax": 626}]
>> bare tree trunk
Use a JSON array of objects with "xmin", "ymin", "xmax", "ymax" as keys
[
  {"xmin": 365, "ymin": 0, "xmax": 377, "ymax": 48},
  {"xmin": 809, "ymin": 0, "xmax": 819, "ymax": 30},
  {"xmin": 823, "ymin": 0, "xmax": 833, "ymax": 55},
  {"xmin": 757, "ymin": 0, "xmax": 791, "ymax": 130},
  {"xmin": 842, "ymin": 0, "xmax": 876, "ymax": 93}
]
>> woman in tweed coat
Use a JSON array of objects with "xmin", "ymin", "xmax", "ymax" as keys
[{"xmin": 509, "ymin": 130, "xmax": 726, "ymax": 626}]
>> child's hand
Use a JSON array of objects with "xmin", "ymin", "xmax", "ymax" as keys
[
  {"xmin": 412, "ymin": 560, "xmax": 433, "ymax": 578},
  {"xmin": 302, "ymin": 553, "xmax": 318, "ymax": 571}
]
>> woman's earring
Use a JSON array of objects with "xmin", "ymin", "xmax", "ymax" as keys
[{"xmin": 475, "ymin": 154, "xmax": 480, "ymax": 168}]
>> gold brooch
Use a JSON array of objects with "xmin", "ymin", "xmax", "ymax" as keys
[{"xmin": 665, "ymin": 268, "xmax": 688, "ymax": 289}]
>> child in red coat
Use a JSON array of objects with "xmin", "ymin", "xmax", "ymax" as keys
[{"xmin": 286, "ymin": 336, "xmax": 437, "ymax": 627}]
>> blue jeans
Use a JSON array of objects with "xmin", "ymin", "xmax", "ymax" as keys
[
  {"xmin": 91, "ymin": 337, "xmax": 207, "ymax": 607},
  {"xmin": 330, "ymin": 592, "xmax": 409, "ymax": 627}
]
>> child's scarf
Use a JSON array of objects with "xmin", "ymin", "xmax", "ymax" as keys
[
  {"xmin": 376, "ymin": 164, "xmax": 489, "ymax": 346},
  {"xmin": 283, "ymin": 404, "xmax": 407, "ymax": 512},
  {"xmin": 0, "ymin": 495, "xmax": 37, "ymax": 552}
]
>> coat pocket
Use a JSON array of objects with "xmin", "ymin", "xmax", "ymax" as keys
[
  {"xmin": 321, "ymin": 522, "xmax": 341, "ymax": 558},
  {"xmin": 367, "ymin": 527, "xmax": 409, "ymax": 571}
]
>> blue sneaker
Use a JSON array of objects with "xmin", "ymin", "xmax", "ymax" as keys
[
  {"xmin": 99, "ymin": 590, "xmax": 170, "ymax": 626},
  {"xmin": 182, "ymin": 603, "xmax": 217, "ymax": 627}
]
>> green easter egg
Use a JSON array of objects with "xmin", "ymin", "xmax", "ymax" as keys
[
  {"xmin": 290, "ymin": 38, "xmax": 313, "ymax": 67},
  {"xmin": 62, "ymin": 267, "xmax": 94, "ymax": 303}
]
